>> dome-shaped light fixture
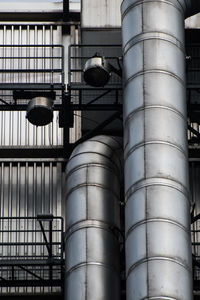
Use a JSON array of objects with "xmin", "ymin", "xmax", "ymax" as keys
[
  {"xmin": 26, "ymin": 97, "xmax": 53, "ymax": 126},
  {"xmin": 83, "ymin": 55, "xmax": 111, "ymax": 87}
]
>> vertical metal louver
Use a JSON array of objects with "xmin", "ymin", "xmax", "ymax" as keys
[
  {"xmin": 0, "ymin": 161, "xmax": 63, "ymax": 294},
  {"xmin": 0, "ymin": 25, "xmax": 63, "ymax": 147}
]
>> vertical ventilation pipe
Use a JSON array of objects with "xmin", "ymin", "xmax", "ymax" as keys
[
  {"xmin": 121, "ymin": 1, "xmax": 200, "ymax": 299},
  {"xmin": 65, "ymin": 136, "xmax": 123, "ymax": 300}
]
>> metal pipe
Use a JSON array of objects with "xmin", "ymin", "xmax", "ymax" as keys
[
  {"xmin": 65, "ymin": 135, "xmax": 123, "ymax": 300},
  {"xmin": 121, "ymin": 1, "xmax": 200, "ymax": 299}
]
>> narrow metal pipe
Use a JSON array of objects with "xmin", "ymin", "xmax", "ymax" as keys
[
  {"xmin": 121, "ymin": 1, "xmax": 200, "ymax": 299},
  {"xmin": 65, "ymin": 135, "xmax": 123, "ymax": 300}
]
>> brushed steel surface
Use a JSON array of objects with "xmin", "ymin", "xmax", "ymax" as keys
[
  {"xmin": 65, "ymin": 135, "xmax": 123, "ymax": 300},
  {"xmin": 82, "ymin": 0, "xmax": 122, "ymax": 28},
  {"xmin": 121, "ymin": 0, "xmax": 200, "ymax": 299}
]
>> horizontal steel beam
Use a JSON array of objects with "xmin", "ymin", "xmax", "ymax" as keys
[
  {"xmin": 0, "ymin": 69, "xmax": 62, "ymax": 73},
  {"xmin": 0, "ymin": 104, "xmax": 62, "ymax": 111},
  {"xmin": 0, "ymin": 259, "xmax": 64, "ymax": 266},
  {"xmin": 69, "ymin": 84, "xmax": 122, "ymax": 90},
  {"xmin": 69, "ymin": 104, "xmax": 122, "ymax": 111},
  {"xmin": 0, "ymin": 279, "xmax": 62, "ymax": 287},
  {"xmin": 0, "ymin": 103, "xmax": 121, "ymax": 112},
  {"xmin": 0, "ymin": 242, "xmax": 60, "ymax": 246},
  {"xmin": 69, "ymin": 84, "xmax": 200, "ymax": 90},
  {"xmin": 0, "ymin": 147, "xmax": 65, "ymax": 158},
  {"xmin": 0, "ymin": 83, "xmax": 64, "ymax": 90},
  {"xmin": 13, "ymin": 90, "xmax": 56, "ymax": 100},
  {"xmin": 0, "ymin": 11, "xmax": 79, "ymax": 22}
]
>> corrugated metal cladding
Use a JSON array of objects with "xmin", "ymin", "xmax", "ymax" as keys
[
  {"xmin": 0, "ymin": 24, "xmax": 64, "ymax": 147},
  {"xmin": 0, "ymin": 161, "xmax": 63, "ymax": 217},
  {"xmin": 81, "ymin": 0, "xmax": 122, "ymax": 28},
  {"xmin": 0, "ymin": 161, "xmax": 63, "ymax": 294},
  {"xmin": 190, "ymin": 162, "xmax": 200, "ymax": 283},
  {"xmin": 0, "ymin": 111, "xmax": 62, "ymax": 146}
]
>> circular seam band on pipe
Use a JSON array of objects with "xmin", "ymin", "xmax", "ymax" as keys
[
  {"xmin": 124, "ymin": 104, "xmax": 187, "ymax": 125},
  {"xmin": 64, "ymin": 182, "xmax": 121, "ymax": 201},
  {"xmin": 124, "ymin": 141, "xmax": 188, "ymax": 162},
  {"xmin": 65, "ymin": 261, "xmax": 121, "ymax": 276},
  {"xmin": 125, "ymin": 218, "xmax": 191, "ymax": 239},
  {"xmin": 124, "ymin": 70, "xmax": 185, "ymax": 88},
  {"xmin": 66, "ymin": 161, "xmax": 121, "ymax": 181},
  {"xmin": 121, "ymin": 0, "xmax": 184, "ymax": 18},
  {"xmin": 123, "ymin": 32, "xmax": 184, "ymax": 55},
  {"xmin": 65, "ymin": 219, "xmax": 121, "ymax": 240},
  {"xmin": 124, "ymin": 177, "xmax": 189, "ymax": 202},
  {"xmin": 126, "ymin": 256, "xmax": 192, "ymax": 278}
]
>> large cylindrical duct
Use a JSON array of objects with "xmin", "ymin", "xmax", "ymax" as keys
[
  {"xmin": 65, "ymin": 135, "xmax": 123, "ymax": 300},
  {"xmin": 121, "ymin": 1, "xmax": 200, "ymax": 299}
]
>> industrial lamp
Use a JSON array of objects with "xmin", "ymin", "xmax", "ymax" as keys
[
  {"xmin": 26, "ymin": 96, "xmax": 53, "ymax": 126},
  {"xmin": 83, "ymin": 53, "xmax": 122, "ymax": 87}
]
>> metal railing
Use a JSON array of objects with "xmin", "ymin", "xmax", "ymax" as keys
[
  {"xmin": 0, "ymin": 45, "xmax": 65, "ymax": 106},
  {"xmin": 0, "ymin": 215, "xmax": 64, "ymax": 292},
  {"xmin": 69, "ymin": 44, "xmax": 122, "ymax": 86}
]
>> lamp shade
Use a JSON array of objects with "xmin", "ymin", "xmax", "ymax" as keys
[{"xmin": 26, "ymin": 97, "xmax": 53, "ymax": 126}]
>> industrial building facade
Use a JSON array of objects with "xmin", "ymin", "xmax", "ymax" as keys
[{"xmin": 0, "ymin": 0, "xmax": 200, "ymax": 300}]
